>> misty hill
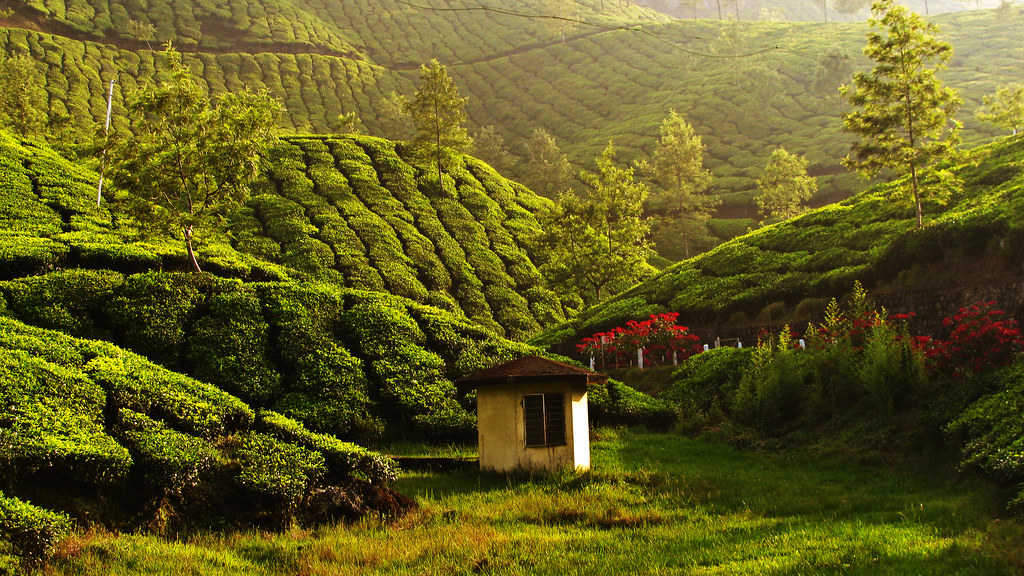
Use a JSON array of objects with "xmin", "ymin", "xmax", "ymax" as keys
[
  {"xmin": 3, "ymin": 0, "xmax": 1023, "ymax": 251},
  {"xmin": 633, "ymin": 0, "xmax": 1002, "ymax": 22},
  {"xmin": 533, "ymin": 133, "xmax": 1024, "ymax": 351}
]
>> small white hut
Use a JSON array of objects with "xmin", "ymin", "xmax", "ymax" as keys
[{"xmin": 457, "ymin": 355, "xmax": 607, "ymax": 473}]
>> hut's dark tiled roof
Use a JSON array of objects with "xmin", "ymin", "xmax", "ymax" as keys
[{"xmin": 456, "ymin": 354, "xmax": 607, "ymax": 388}]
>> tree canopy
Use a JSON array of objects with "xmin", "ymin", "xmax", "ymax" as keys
[
  {"xmin": 0, "ymin": 53, "xmax": 47, "ymax": 138},
  {"xmin": 976, "ymin": 83, "xmax": 1024, "ymax": 136},
  {"xmin": 755, "ymin": 147, "xmax": 817, "ymax": 222},
  {"xmin": 640, "ymin": 111, "xmax": 719, "ymax": 258},
  {"xmin": 109, "ymin": 44, "xmax": 282, "ymax": 272},
  {"xmin": 403, "ymin": 59, "xmax": 472, "ymax": 195},
  {"xmin": 841, "ymin": 0, "xmax": 961, "ymax": 228},
  {"xmin": 536, "ymin": 142, "xmax": 654, "ymax": 307}
]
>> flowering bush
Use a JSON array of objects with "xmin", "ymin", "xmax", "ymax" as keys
[
  {"xmin": 577, "ymin": 313, "xmax": 701, "ymax": 369},
  {"xmin": 931, "ymin": 302, "xmax": 1024, "ymax": 378}
]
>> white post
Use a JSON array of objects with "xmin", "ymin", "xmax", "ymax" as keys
[
  {"xmin": 737, "ymin": 340, "xmax": 743, "ymax": 349},
  {"xmin": 703, "ymin": 344, "xmax": 710, "ymax": 352},
  {"xmin": 97, "ymin": 79, "xmax": 115, "ymax": 206},
  {"xmin": 799, "ymin": 339, "xmax": 806, "ymax": 349},
  {"xmin": 672, "ymin": 350, "xmax": 678, "ymax": 367},
  {"xmin": 590, "ymin": 355, "xmax": 595, "ymax": 371},
  {"xmin": 637, "ymin": 348, "xmax": 644, "ymax": 370}
]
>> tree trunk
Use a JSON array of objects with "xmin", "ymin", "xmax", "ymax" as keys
[
  {"xmin": 910, "ymin": 164, "xmax": 923, "ymax": 228},
  {"xmin": 184, "ymin": 225, "xmax": 202, "ymax": 273}
]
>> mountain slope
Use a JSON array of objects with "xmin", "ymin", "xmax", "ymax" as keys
[
  {"xmin": 3, "ymin": 1, "xmax": 1023, "ymax": 235},
  {"xmin": 534, "ymin": 134, "xmax": 1024, "ymax": 351},
  {"xmin": 0, "ymin": 129, "xmax": 564, "ymax": 340}
]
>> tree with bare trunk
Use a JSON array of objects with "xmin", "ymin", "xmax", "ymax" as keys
[{"xmin": 110, "ymin": 43, "xmax": 281, "ymax": 272}]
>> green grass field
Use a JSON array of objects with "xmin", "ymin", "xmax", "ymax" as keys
[{"xmin": 42, "ymin": 428, "xmax": 1023, "ymax": 575}]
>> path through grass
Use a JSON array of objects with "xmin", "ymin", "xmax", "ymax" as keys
[{"xmin": 46, "ymin": 428, "xmax": 1023, "ymax": 575}]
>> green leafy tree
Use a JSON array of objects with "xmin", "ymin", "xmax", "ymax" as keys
[
  {"xmin": 537, "ymin": 142, "xmax": 654, "ymax": 306},
  {"xmin": 403, "ymin": 59, "xmax": 472, "ymax": 195},
  {"xmin": 110, "ymin": 44, "xmax": 282, "ymax": 273},
  {"xmin": 639, "ymin": 111, "xmax": 719, "ymax": 258},
  {"xmin": 472, "ymin": 124, "xmax": 518, "ymax": 174},
  {"xmin": 0, "ymin": 53, "xmax": 47, "ymax": 138},
  {"xmin": 976, "ymin": 83, "xmax": 1024, "ymax": 135},
  {"xmin": 524, "ymin": 127, "xmax": 573, "ymax": 198},
  {"xmin": 755, "ymin": 147, "xmax": 817, "ymax": 222},
  {"xmin": 841, "ymin": 0, "xmax": 961, "ymax": 228}
]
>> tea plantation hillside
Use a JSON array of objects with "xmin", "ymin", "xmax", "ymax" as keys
[
  {"xmin": 0, "ymin": 129, "xmax": 565, "ymax": 340},
  {"xmin": 534, "ymin": 134, "xmax": 1024, "ymax": 350},
  {"xmin": 633, "ymin": 0, "xmax": 1002, "ymax": 22},
  {"xmin": 0, "ymin": 313, "xmax": 410, "ymax": 539},
  {"xmin": 3, "ymin": 1, "xmax": 1023, "ymax": 230},
  {"xmin": 0, "ymin": 128, "xmax": 664, "ymax": 441}
]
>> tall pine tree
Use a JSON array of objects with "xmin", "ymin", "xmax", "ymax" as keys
[
  {"xmin": 841, "ymin": 0, "xmax": 961, "ymax": 228},
  {"xmin": 404, "ymin": 59, "xmax": 471, "ymax": 196}
]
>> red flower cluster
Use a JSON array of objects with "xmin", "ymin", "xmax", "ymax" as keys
[
  {"xmin": 932, "ymin": 302, "xmax": 1024, "ymax": 377},
  {"xmin": 577, "ymin": 313, "xmax": 702, "ymax": 369}
]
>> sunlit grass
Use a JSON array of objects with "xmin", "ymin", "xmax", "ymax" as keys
[{"xmin": 44, "ymin": 429, "xmax": 1022, "ymax": 575}]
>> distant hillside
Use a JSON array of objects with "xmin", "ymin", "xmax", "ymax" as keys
[
  {"xmin": 533, "ymin": 134, "xmax": 1024, "ymax": 352},
  {"xmin": 633, "ymin": 0, "xmax": 1002, "ymax": 22},
  {"xmin": 3, "ymin": 0, "xmax": 1023, "ymax": 250}
]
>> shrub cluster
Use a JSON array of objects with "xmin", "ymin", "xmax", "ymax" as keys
[
  {"xmin": 576, "ymin": 312, "xmax": 702, "ymax": 370},
  {"xmin": 0, "ymin": 491, "xmax": 71, "ymax": 566}
]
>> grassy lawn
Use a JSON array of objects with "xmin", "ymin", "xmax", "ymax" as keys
[{"xmin": 44, "ymin": 428, "xmax": 1023, "ymax": 575}]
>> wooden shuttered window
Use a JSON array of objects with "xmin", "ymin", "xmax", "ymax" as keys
[{"xmin": 523, "ymin": 393, "xmax": 566, "ymax": 447}]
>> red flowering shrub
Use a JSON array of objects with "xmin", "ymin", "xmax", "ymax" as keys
[
  {"xmin": 931, "ymin": 302, "xmax": 1024, "ymax": 377},
  {"xmin": 577, "ymin": 313, "xmax": 701, "ymax": 369}
]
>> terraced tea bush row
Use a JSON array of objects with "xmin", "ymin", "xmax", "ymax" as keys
[
  {"xmin": 16, "ymin": 0, "xmax": 357, "ymax": 53},
  {"xmin": 0, "ymin": 314, "xmax": 408, "ymax": 559}
]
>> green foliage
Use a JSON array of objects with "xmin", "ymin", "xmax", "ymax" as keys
[
  {"xmin": 230, "ymin": 432, "xmax": 326, "ymax": 519},
  {"xmin": 536, "ymin": 142, "xmax": 655, "ymax": 305},
  {"xmin": 0, "ymin": 269, "xmax": 123, "ymax": 338},
  {"xmin": 0, "ymin": 340, "xmax": 131, "ymax": 486},
  {"xmin": 842, "ymin": 0, "xmax": 962, "ymax": 228},
  {"xmin": 976, "ymin": 83, "xmax": 1024, "ymax": 136},
  {"xmin": 663, "ymin": 346, "xmax": 750, "ymax": 424},
  {"xmin": 0, "ymin": 492, "xmax": 71, "ymax": 565},
  {"xmin": 104, "ymin": 272, "xmax": 204, "ymax": 366},
  {"xmin": 589, "ymin": 378, "xmax": 675, "ymax": 430},
  {"xmin": 754, "ymin": 147, "xmax": 817, "ymax": 222},
  {"xmin": 109, "ymin": 44, "xmax": 282, "ymax": 272},
  {"xmin": 86, "ymin": 354, "xmax": 255, "ymax": 438},
  {"xmin": 257, "ymin": 411, "xmax": 397, "ymax": 485},
  {"xmin": 403, "ymin": 59, "xmax": 471, "ymax": 195},
  {"xmin": 0, "ymin": 54, "xmax": 47, "ymax": 138},
  {"xmin": 946, "ymin": 362, "xmax": 1024, "ymax": 516},
  {"xmin": 115, "ymin": 409, "xmax": 222, "ymax": 496},
  {"xmin": 187, "ymin": 288, "xmax": 281, "ymax": 405},
  {"xmin": 640, "ymin": 110, "xmax": 719, "ymax": 259},
  {"xmin": 732, "ymin": 329, "xmax": 806, "ymax": 432}
]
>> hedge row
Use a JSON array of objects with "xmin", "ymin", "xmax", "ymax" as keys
[{"xmin": 0, "ymin": 313, "xmax": 410, "ymax": 559}]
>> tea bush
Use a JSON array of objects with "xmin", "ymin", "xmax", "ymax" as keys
[
  {"xmin": 0, "ymin": 492, "xmax": 71, "ymax": 566},
  {"xmin": 231, "ymin": 432, "xmax": 326, "ymax": 522},
  {"xmin": 257, "ymin": 411, "xmax": 397, "ymax": 485},
  {"xmin": 87, "ymin": 354, "xmax": 255, "ymax": 438},
  {"xmin": 115, "ymin": 409, "xmax": 222, "ymax": 497}
]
